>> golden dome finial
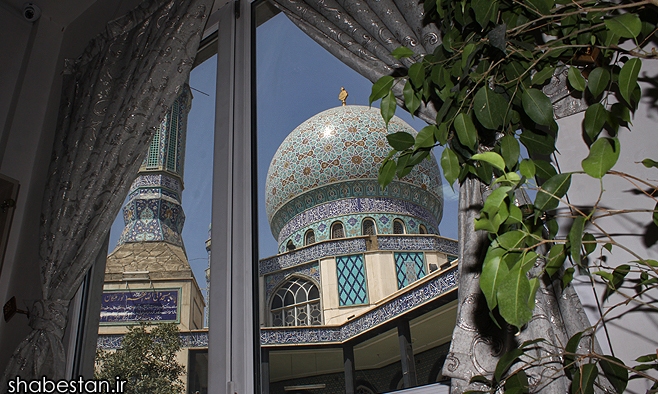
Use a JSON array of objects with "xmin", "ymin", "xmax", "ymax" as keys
[{"xmin": 338, "ymin": 87, "xmax": 348, "ymax": 106}]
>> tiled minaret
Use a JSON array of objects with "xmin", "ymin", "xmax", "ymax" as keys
[
  {"xmin": 103, "ymin": 84, "xmax": 206, "ymax": 332},
  {"xmin": 117, "ymin": 84, "xmax": 191, "ymax": 248}
]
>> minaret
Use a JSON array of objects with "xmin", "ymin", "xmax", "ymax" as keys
[
  {"xmin": 102, "ymin": 84, "xmax": 206, "ymax": 331},
  {"xmin": 116, "ymin": 85, "xmax": 191, "ymax": 248}
]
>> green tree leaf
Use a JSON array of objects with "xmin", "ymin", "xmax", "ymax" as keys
[
  {"xmin": 569, "ymin": 216, "xmax": 585, "ymax": 267},
  {"xmin": 454, "ymin": 112, "xmax": 478, "ymax": 151},
  {"xmin": 520, "ymin": 130, "xmax": 556, "ymax": 155},
  {"xmin": 378, "ymin": 159, "xmax": 396, "ymax": 188},
  {"xmin": 392, "ymin": 46, "xmax": 415, "ymax": 59},
  {"xmin": 604, "ymin": 13, "xmax": 642, "ymax": 38},
  {"xmin": 642, "ymin": 158, "xmax": 658, "ymax": 169},
  {"xmin": 583, "ymin": 103, "xmax": 607, "ymax": 142},
  {"xmin": 408, "ymin": 62, "xmax": 425, "ymax": 88},
  {"xmin": 441, "ymin": 148, "xmax": 460, "ymax": 188},
  {"xmin": 386, "ymin": 132, "xmax": 415, "ymax": 151},
  {"xmin": 618, "ymin": 58, "xmax": 641, "ymax": 105},
  {"xmin": 519, "ymin": 159, "xmax": 536, "ymax": 179},
  {"xmin": 534, "ymin": 173, "xmax": 571, "ymax": 211},
  {"xmin": 381, "ymin": 90, "xmax": 397, "ymax": 126},
  {"xmin": 568, "ymin": 67, "xmax": 586, "ymax": 91},
  {"xmin": 474, "ymin": 86, "xmax": 508, "ymax": 130},
  {"xmin": 472, "ymin": 152, "xmax": 506, "ymax": 171},
  {"xmin": 435, "ymin": 122, "xmax": 449, "ymax": 145},
  {"xmin": 546, "ymin": 243, "xmax": 566, "ymax": 277},
  {"xmin": 481, "ymin": 246, "xmax": 508, "ymax": 310},
  {"xmin": 472, "ymin": 0, "xmax": 498, "ymax": 28},
  {"xmin": 369, "ymin": 76, "xmax": 394, "ymax": 105},
  {"xmin": 403, "ymin": 79, "xmax": 421, "ymax": 115},
  {"xmin": 505, "ymin": 370, "xmax": 529, "ymax": 394},
  {"xmin": 563, "ymin": 267, "xmax": 575, "ymax": 288},
  {"xmin": 497, "ymin": 230, "xmax": 527, "ymax": 250},
  {"xmin": 587, "ymin": 67, "xmax": 610, "ymax": 97},
  {"xmin": 533, "ymin": 159, "xmax": 557, "ymax": 181},
  {"xmin": 522, "ymin": 89, "xmax": 554, "ymax": 126},
  {"xmin": 600, "ymin": 356, "xmax": 629, "ymax": 394},
  {"xmin": 532, "ymin": 66, "xmax": 555, "ymax": 86},
  {"xmin": 582, "ymin": 232, "xmax": 596, "ymax": 256},
  {"xmin": 497, "ymin": 263, "xmax": 533, "ymax": 328},
  {"xmin": 582, "ymin": 137, "xmax": 620, "ymax": 178},
  {"xmin": 483, "ymin": 186, "xmax": 513, "ymax": 216},
  {"xmin": 526, "ymin": 0, "xmax": 553, "ymax": 15},
  {"xmin": 494, "ymin": 347, "xmax": 524, "ymax": 382},
  {"xmin": 572, "ymin": 363, "xmax": 598, "ymax": 394},
  {"xmin": 500, "ymin": 134, "xmax": 520, "ymax": 170},
  {"xmin": 415, "ymin": 125, "xmax": 437, "ymax": 148}
]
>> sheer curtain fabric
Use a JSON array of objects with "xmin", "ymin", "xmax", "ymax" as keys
[{"xmin": 1, "ymin": 0, "xmax": 211, "ymax": 384}]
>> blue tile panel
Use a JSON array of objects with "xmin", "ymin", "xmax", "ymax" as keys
[
  {"xmin": 265, "ymin": 262, "xmax": 320, "ymax": 301},
  {"xmin": 279, "ymin": 213, "xmax": 436, "ymax": 254},
  {"xmin": 336, "ymin": 254, "xmax": 368, "ymax": 306},
  {"xmin": 260, "ymin": 267, "xmax": 458, "ymax": 345},
  {"xmin": 97, "ymin": 331, "xmax": 209, "ymax": 350},
  {"xmin": 270, "ymin": 180, "xmax": 443, "ymax": 241},
  {"xmin": 395, "ymin": 252, "xmax": 426, "ymax": 289},
  {"xmin": 276, "ymin": 196, "xmax": 439, "ymax": 250},
  {"xmin": 377, "ymin": 235, "xmax": 459, "ymax": 255},
  {"xmin": 259, "ymin": 238, "xmax": 368, "ymax": 276}
]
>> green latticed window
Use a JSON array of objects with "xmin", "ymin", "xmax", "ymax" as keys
[
  {"xmin": 145, "ymin": 126, "xmax": 161, "ymax": 169},
  {"xmin": 336, "ymin": 254, "xmax": 367, "ymax": 306},
  {"xmin": 394, "ymin": 252, "xmax": 426, "ymax": 289},
  {"xmin": 166, "ymin": 100, "xmax": 179, "ymax": 172}
]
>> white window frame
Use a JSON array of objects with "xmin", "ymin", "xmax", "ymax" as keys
[{"xmin": 208, "ymin": 1, "xmax": 256, "ymax": 393}]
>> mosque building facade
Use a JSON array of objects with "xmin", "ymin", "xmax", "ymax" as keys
[
  {"xmin": 97, "ymin": 95, "xmax": 460, "ymax": 394},
  {"xmin": 256, "ymin": 104, "xmax": 458, "ymax": 393}
]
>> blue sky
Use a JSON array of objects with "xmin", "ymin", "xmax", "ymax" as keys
[{"xmin": 109, "ymin": 12, "xmax": 459, "ymax": 294}]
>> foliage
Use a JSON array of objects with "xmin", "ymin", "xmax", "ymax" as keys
[
  {"xmin": 372, "ymin": 0, "xmax": 658, "ymax": 392},
  {"xmin": 95, "ymin": 323, "xmax": 184, "ymax": 394}
]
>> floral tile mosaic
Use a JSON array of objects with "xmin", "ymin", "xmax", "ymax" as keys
[
  {"xmin": 377, "ymin": 236, "xmax": 458, "ymax": 255},
  {"xmin": 269, "ymin": 180, "xmax": 443, "ymax": 239},
  {"xmin": 259, "ymin": 238, "xmax": 368, "ymax": 276},
  {"xmin": 278, "ymin": 212, "xmax": 436, "ymax": 254},
  {"xmin": 276, "ymin": 197, "xmax": 439, "ymax": 245},
  {"xmin": 264, "ymin": 106, "xmax": 442, "ymax": 236}
]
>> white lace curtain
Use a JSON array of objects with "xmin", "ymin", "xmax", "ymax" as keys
[
  {"xmin": 1, "ymin": 0, "xmax": 212, "ymax": 385},
  {"xmin": 267, "ymin": 1, "xmax": 597, "ymax": 392}
]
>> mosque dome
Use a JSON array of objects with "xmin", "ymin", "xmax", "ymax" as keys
[{"xmin": 265, "ymin": 105, "xmax": 443, "ymax": 250}]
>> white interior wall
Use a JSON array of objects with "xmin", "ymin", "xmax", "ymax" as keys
[
  {"xmin": 0, "ymin": 0, "xmax": 141, "ymax": 375},
  {"xmin": 554, "ymin": 60, "xmax": 658, "ymax": 392}
]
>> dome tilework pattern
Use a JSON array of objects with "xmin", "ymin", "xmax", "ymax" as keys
[{"xmin": 265, "ymin": 106, "xmax": 442, "ymax": 239}]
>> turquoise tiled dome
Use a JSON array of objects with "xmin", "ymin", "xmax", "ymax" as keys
[{"xmin": 265, "ymin": 105, "xmax": 443, "ymax": 240}]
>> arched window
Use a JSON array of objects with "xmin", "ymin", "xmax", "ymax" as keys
[
  {"xmin": 393, "ymin": 219, "xmax": 405, "ymax": 234},
  {"xmin": 362, "ymin": 218, "xmax": 376, "ymax": 236},
  {"xmin": 304, "ymin": 229, "xmax": 315, "ymax": 245},
  {"xmin": 270, "ymin": 277, "xmax": 321, "ymax": 327},
  {"xmin": 419, "ymin": 224, "xmax": 427, "ymax": 234},
  {"xmin": 331, "ymin": 221, "xmax": 344, "ymax": 239}
]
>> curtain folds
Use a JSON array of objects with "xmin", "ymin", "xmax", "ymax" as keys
[
  {"xmin": 444, "ymin": 179, "xmax": 598, "ymax": 393},
  {"xmin": 268, "ymin": 0, "xmax": 440, "ymax": 124},
  {"xmin": 1, "ymin": 0, "xmax": 211, "ymax": 384},
  {"xmin": 270, "ymin": 1, "xmax": 598, "ymax": 392}
]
